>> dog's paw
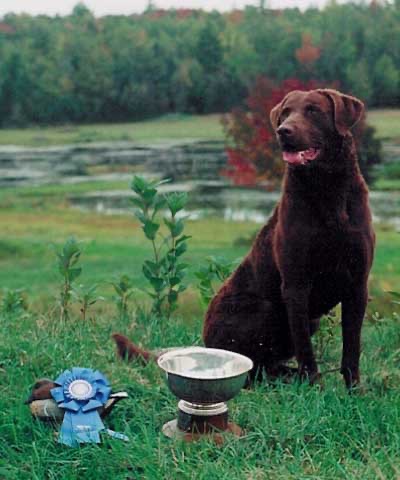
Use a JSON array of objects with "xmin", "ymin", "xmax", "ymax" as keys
[
  {"xmin": 341, "ymin": 367, "xmax": 362, "ymax": 392},
  {"xmin": 298, "ymin": 368, "xmax": 323, "ymax": 387}
]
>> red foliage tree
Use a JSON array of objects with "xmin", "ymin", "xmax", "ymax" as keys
[
  {"xmin": 0, "ymin": 22, "xmax": 15, "ymax": 34},
  {"xmin": 175, "ymin": 9, "xmax": 197, "ymax": 19},
  {"xmin": 295, "ymin": 33, "xmax": 321, "ymax": 67}
]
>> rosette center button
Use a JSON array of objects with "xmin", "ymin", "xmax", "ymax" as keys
[{"xmin": 68, "ymin": 380, "xmax": 93, "ymax": 400}]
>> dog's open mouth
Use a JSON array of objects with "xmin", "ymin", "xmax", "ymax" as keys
[{"xmin": 282, "ymin": 148, "xmax": 320, "ymax": 165}]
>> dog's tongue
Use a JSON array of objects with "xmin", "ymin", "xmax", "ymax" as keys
[{"xmin": 283, "ymin": 148, "xmax": 319, "ymax": 165}]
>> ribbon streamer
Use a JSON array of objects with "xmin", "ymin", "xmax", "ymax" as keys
[{"xmin": 51, "ymin": 367, "xmax": 121, "ymax": 447}]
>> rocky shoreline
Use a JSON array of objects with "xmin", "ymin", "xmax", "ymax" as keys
[{"xmin": 0, "ymin": 140, "xmax": 227, "ymax": 187}]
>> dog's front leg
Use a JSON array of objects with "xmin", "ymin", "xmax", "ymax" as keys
[
  {"xmin": 281, "ymin": 284, "xmax": 318, "ymax": 382},
  {"xmin": 340, "ymin": 231, "xmax": 374, "ymax": 390},
  {"xmin": 340, "ymin": 283, "xmax": 368, "ymax": 389}
]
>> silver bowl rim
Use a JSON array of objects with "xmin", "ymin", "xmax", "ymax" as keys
[{"xmin": 157, "ymin": 346, "xmax": 254, "ymax": 380}]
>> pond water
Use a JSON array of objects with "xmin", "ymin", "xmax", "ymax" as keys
[{"xmin": 68, "ymin": 181, "xmax": 400, "ymax": 230}]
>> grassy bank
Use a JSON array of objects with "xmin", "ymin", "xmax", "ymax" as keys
[
  {"xmin": 367, "ymin": 109, "xmax": 400, "ymax": 143},
  {"xmin": 0, "ymin": 183, "xmax": 399, "ymax": 312},
  {"xmin": 0, "ymin": 114, "xmax": 224, "ymax": 147},
  {"xmin": 1, "ymin": 298, "xmax": 400, "ymax": 479},
  {"xmin": 0, "ymin": 110, "xmax": 398, "ymax": 147}
]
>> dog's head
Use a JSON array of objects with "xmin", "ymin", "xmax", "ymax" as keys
[{"xmin": 270, "ymin": 89, "xmax": 364, "ymax": 166}]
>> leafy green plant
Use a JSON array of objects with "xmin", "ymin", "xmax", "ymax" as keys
[
  {"xmin": 195, "ymin": 256, "xmax": 238, "ymax": 306},
  {"xmin": 53, "ymin": 237, "xmax": 82, "ymax": 321},
  {"xmin": 71, "ymin": 284, "xmax": 104, "ymax": 321},
  {"xmin": 388, "ymin": 291, "xmax": 400, "ymax": 305},
  {"xmin": 1, "ymin": 288, "xmax": 27, "ymax": 315},
  {"xmin": 111, "ymin": 275, "xmax": 136, "ymax": 320},
  {"xmin": 131, "ymin": 176, "xmax": 190, "ymax": 319},
  {"xmin": 314, "ymin": 310, "xmax": 340, "ymax": 363}
]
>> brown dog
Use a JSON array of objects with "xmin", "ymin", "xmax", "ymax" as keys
[{"xmin": 114, "ymin": 89, "xmax": 375, "ymax": 389}]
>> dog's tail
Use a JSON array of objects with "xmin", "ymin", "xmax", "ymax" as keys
[{"xmin": 111, "ymin": 333, "xmax": 155, "ymax": 363}]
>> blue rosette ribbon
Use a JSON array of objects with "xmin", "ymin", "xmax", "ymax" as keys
[{"xmin": 50, "ymin": 367, "xmax": 113, "ymax": 447}]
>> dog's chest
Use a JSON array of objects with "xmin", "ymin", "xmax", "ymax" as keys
[{"xmin": 309, "ymin": 226, "xmax": 349, "ymax": 273}]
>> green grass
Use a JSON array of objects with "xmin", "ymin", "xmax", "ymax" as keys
[
  {"xmin": 0, "ymin": 108, "xmax": 397, "ymax": 147},
  {"xmin": 1, "ymin": 268, "xmax": 400, "ymax": 478},
  {"xmin": 367, "ymin": 109, "xmax": 400, "ymax": 143},
  {"xmin": 0, "ymin": 114, "xmax": 224, "ymax": 147},
  {"xmin": 373, "ymin": 161, "xmax": 400, "ymax": 191},
  {"xmin": 0, "ymin": 189, "xmax": 398, "ymax": 309},
  {"xmin": 1, "ymin": 180, "xmax": 131, "ymax": 199},
  {"xmin": 373, "ymin": 178, "xmax": 400, "ymax": 191},
  {"xmin": 0, "ymin": 180, "xmax": 399, "ymax": 307}
]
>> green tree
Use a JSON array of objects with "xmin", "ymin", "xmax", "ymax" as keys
[
  {"xmin": 372, "ymin": 54, "xmax": 399, "ymax": 106},
  {"xmin": 346, "ymin": 59, "xmax": 373, "ymax": 104}
]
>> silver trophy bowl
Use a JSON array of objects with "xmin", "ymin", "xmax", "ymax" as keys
[{"xmin": 158, "ymin": 347, "xmax": 253, "ymax": 435}]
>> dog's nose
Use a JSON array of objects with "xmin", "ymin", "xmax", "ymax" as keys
[{"xmin": 277, "ymin": 125, "xmax": 294, "ymax": 138}]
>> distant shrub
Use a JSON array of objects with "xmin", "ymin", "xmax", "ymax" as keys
[
  {"xmin": 1, "ymin": 288, "xmax": 27, "ymax": 315},
  {"xmin": 71, "ymin": 284, "xmax": 104, "ymax": 321},
  {"xmin": 111, "ymin": 275, "xmax": 136, "ymax": 320},
  {"xmin": 195, "ymin": 256, "xmax": 239, "ymax": 307},
  {"xmin": 353, "ymin": 120, "xmax": 384, "ymax": 184},
  {"xmin": 53, "ymin": 237, "xmax": 82, "ymax": 321},
  {"xmin": 0, "ymin": 240, "xmax": 21, "ymax": 259}
]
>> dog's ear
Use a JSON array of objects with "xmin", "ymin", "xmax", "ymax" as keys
[
  {"xmin": 270, "ymin": 94, "xmax": 290, "ymax": 131},
  {"xmin": 270, "ymin": 91, "xmax": 299, "ymax": 130},
  {"xmin": 318, "ymin": 89, "xmax": 364, "ymax": 135},
  {"xmin": 270, "ymin": 101, "xmax": 282, "ymax": 131}
]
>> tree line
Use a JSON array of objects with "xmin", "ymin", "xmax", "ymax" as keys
[{"xmin": 0, "ymin": 1, "xmax": 398, "ymax": 125}]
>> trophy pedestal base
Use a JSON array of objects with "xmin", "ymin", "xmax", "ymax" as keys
[{"xmin": 162, "ymin": 405, "xmax": 243, "ymax": 444}]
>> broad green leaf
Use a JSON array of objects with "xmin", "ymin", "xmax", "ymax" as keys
[
  {"xmin": 131, "ymin": 176, "xmax": 149, "ymax": 194},
  {"xmin": 143, "ymin": 260, "xmax": 159, "ymax": 275},
  {"xmin": 388, "ymin": 291, "xmax": 400, "ymax": 298},
  {"xmin": 176, "ymin": 235, "xmax": 191, "ymax": 245},
  {"xmin": 69, "ymin": 252, "xmax": 81, "ymax": 267},
  {"xmin": 134, "ymin": 210, "xmax": 147, "ymax": 224},
  {"xmin": 142, "ymin": 188, "xmax": 158, "ymax": 204},
  {"xmin": 153, "ymin": 195, "xmax": 167, "ymax": 214},
  {"xmin": 165, "ymin": 192, "xmax": 188, "ymax": 216},
  {"xmin": 143, "ymin": 220, "xmax": 160, "ymax": 240},
  {"xmin": 131, "ymin": 197, "xmax": 145, "ymax": 210},
  {"xmin": 149, "ymin": 277, "xmax": 165, "ymax": 292},
  {"xmin": 164, "ymin": 218, "xmax": 174, "ymax": 231},
  {"xmin": 142, "ymin": 264, "xmax": 154, "ymax": 281},
  {"xmin": 171, "ymin": 219, "xmax": 184, "ymax": 237},
  {"xmin": 169, "ymin": 276, "xmax": 181, "ymax": 287},
  {"xmin": 120, "ymin": 275, "xmax": 134, "ymax": 290},
  {"xmin": 175, "ymin": 242, "xmax": 187, "ymax": 257},
  {"xmin": 111, "ymin": 283, "xmax": 123, "ymax": 296},
  {"xmin": 68, "ymin": 267, "xmax": 82, "ymax": 282},
  {"xmin": 176, "ymin": 263, "xmax": 189, "ymax": 272},
  {"xmin": 168, "ymin": 290, "xmax": 178, "ymax": 304},
  {"xmin": 146, "ymin": 291, "xmax": 159, "ymax": 300}
]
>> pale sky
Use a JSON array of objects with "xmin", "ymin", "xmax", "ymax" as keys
[{"xmin": 0, "ymin": 0, "xmax": 339, "ymax": 17}]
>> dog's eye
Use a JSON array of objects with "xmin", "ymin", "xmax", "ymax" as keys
[
  {"xmin": 280, "ymin": 107, "xmax": 290, "ymax": 122},
  {"xmin": 306, "ymin": 105, "xmax": 320, "ymax": 115}
]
